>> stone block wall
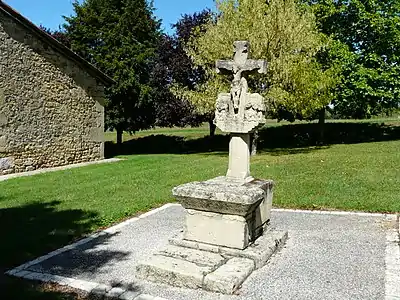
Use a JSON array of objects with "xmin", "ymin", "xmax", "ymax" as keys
[{"xmin": 0, "ymin": 10, "xmax": 105, "ymax": 175}]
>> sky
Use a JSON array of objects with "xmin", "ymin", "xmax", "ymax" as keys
[{"xmin": 3, "ymin": 0, "xmax": 215, "ymax": 34}]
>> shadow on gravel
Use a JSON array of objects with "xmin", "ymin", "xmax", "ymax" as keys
[{"xmin": 0, "ymin": 201, "xmax": 129, "ymax": 299}]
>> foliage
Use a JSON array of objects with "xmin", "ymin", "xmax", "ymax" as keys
[
  {"xmin": 151, "ymin": 34, "xmax": 204, "ymax": 128},
  {"xmin": 170, "ymin": 10, "xmax": 212, "ymax": 90},
  {"xmin": 63, "ymin": 0, "xmax": 161, "ymax": 142},
  {"xmin": 177, "ymin": 0, "xmax": 340, "ymax": 120},
  {"xmin": 306, "ymin": 0, "xmax": 400, "ymax": 118},
  {"xmin": 154, "ymin": 10, "xmax": 215, "ymax": 131},
  {"xmin": 39, "ymin": 25, "xmax": 71, "ymax": 48}
]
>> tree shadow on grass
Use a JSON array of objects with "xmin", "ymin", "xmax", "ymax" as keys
[
  {"xmin": 105, "ymin": 122, "xmax": 400, "ymax": 157},
  {"xmin": 0, "ymin": 200, "xmax": 130, "ymax": 299},
  {"xmin": 258, "ymin": 121, "xmax": 400, "ymax": 150},
  {"xmin": 105, "ymin": 134, "xmax": 230, "ymax": 157}
]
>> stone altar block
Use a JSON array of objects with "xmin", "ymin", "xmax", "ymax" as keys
[
  {"xmin": 174, "ymin": 177, "xmax": 273, "ymax": 249},
  {"xmin": 136, "ymin": 41, "xmax": 287, "ymax": 295}
]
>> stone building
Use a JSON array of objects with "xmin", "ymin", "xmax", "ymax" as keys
[{"xmin": 0, "ymin": 1, "xmax": 114, "ymax": 175}]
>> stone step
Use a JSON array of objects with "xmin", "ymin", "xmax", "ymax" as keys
[
  {"xmin": 158, "ymin": 245, "xmax": 227, "ymax": 268},
  {"xmin": 136, "ymin": 229, "xmax": 288, "ymax": 294},
  {"xmin": 204, "ymin": 257, "xmax": 255, "ymax": 294},
  {"xmin": 170, "ymin": 229, "xmax": 289, "ymax": 269},
  {"xmin": 136, "ymin": 255, "xmax": 211, "ymax": 289}
]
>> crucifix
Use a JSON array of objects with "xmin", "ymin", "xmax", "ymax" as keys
[
  {"xmin": 214, "ymin": 41, "xmax": 267, "ymax": 182},
  {"xmin": 216, "ymin": 41, "xmax": 267, "ymax": 118}
]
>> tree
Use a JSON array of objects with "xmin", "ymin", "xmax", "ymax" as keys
[
  {"xmin": 165, "ymin": 10, "xmax": 218, "ymax": 136},
  {"xmin": 306, "ymin": 0, "xmax": 400, "ymax": 118},
  {"xmin": 63, "ymin": 0, "xmax": 161, "ymax": 145},
  {"xmin": 39, "ymin": 25, "xmax": 71, "ymax": 48},
  {"xmin": 176, "ymin": 0, "xmax": 339, "ymax": 125},
  {"xmin": 150, "ymin": 33, "xmax": 205, "ymax": 130}
]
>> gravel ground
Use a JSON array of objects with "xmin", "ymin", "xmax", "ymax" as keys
[{"xmin": 27, "ymin": 205, "xmax": 391, "ymax": 300}]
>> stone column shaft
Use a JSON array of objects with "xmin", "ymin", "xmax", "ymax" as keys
[{"xmin": 226, "ymin": 133, "xmax": 251, "ymax": 180}]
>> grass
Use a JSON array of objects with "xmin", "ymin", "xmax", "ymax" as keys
[
  {"xmin": 104, "ymin": 124, "xmax": 220, "ymax": 142},
  {"xmin": 104, "ymin": 117, "xmax": 400, "ymax": 143},
  {"xmin": 1, "ymin": 118, "xmax": 400, "ymax": 299}
]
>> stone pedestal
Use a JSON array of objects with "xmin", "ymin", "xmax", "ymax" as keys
[
  {"xmin": 174, "ymin": 176, "xmax": 273, "ymax": 249},
  {"xmin": 136, "ymin": 177, "xmax": 287, "ymax": 295}
]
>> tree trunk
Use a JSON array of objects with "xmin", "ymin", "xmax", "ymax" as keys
[
  {"xmin": 116, "ymin": 129, "xmax": 123, "ymax": 146},
  {"xmin": 209, "ymin": 120, "xmax": 216, "ymax": 137},
  {"xmin": 318, "ymin": 107, "xmax": 326, "ymax": 145},
  {"xmin": 251, "ymin": 130, "xmax": 259, "ymax": 156}
]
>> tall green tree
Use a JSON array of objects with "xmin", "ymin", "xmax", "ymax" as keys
[
  {"xmin": 175, "ymin": 0, "xmax": 339, "ymax": 123},
  {"xmin": 306, "ymin": 0, "xmax": 400, "ymax": 118},
  {"xmin": 63, "ymin": 0, "xmax": 161, "ymax": 144},
  {"xmin": 151, "ymin": 10, "xmax": 212, "ymax": 133}
]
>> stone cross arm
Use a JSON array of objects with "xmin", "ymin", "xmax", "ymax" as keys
[{"xmin": 216, "ymin": 59, "xmax": 268, "ymax": 75}]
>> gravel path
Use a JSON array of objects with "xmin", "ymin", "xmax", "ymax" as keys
[{"xmin": 8, "ymin": 204, "xmax": 399, "ymax": 300}]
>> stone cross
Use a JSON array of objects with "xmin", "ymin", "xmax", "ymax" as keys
[
  {"xmin": 216, "ymin": 41, "xmax": 267, "ymax": 117},
  {"xmin": 214, "ymin": 41, "xmax": 267, "ymax": 182}
]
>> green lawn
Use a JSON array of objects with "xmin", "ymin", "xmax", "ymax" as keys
[
  {"xmin": 104, "ymin": 117, "xmax": 400, "ymax": 143},
  {"xmin": 1, "ymin": 119, "xmax": 399, "ymax": 299},
  {"xmin": 104, "ymin": 123, "xmax": 220, "ymax": 142}
]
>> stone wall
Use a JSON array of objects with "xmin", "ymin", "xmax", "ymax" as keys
[{"xmin": 0, "ymin": 10, "xmax": 105, "ymax": 175}]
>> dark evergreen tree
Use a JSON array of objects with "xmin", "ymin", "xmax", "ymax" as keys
[{"xmin": 63, "ymin": 0, "xmax": 161, "ymax": 145}]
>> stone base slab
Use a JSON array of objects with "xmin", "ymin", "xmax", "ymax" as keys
[
  {"xmin": 136, "ymin": 230, "xmax": 288, "ymax": 294},
  {"xmin": 171, "ymin": 229, "xmax": 288, "ymax": 269}
]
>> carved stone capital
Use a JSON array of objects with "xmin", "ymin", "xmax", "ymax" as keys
[{"xmin": 214, "ymin": 93, "xmax": 266, "ymax": 133}]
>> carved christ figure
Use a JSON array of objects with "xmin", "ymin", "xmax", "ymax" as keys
[
  {"xmin": 231, "ymin": 69, "xmax": 249, "ymax": 114},
  {"xmin": 216, "ymin": 41, "xmax": 267, "ymax": 116}
]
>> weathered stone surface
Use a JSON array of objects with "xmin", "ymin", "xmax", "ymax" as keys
[
  {"xmin": 106, "ymin": 287, "xmax": 126, "ymax": 298},
  {"xmin": 173, "ymin": 176, "xmax": 274, "ymax": 216},
  {"xmin": 184, "ymin": 209, "xmax": 250, "ymax": 249},
  {"xmin": 253, "ymin": 186, "xmax": 273, "ymax": 232},
  {"xmin": 0, "ymin": 135, "xmax": 6, "ymax": 151},
  {"xmin": 203, "ymin": 257, "xmax": 255, "ymax": 294},
  {"xmin": 0, "ymin": 157, "xmax": 14, "ymax": 174},
  {"xmin": 91, "ymin": 283, "xmax": 112, "ymax": 295},
  {"xmin": 143, "ymin": 41, "xmax": 283, "ymax": 294},
  {"xmin": 215, "ymin": 93, "xmax": 266, "ymax": 134},
  {"xmin": 136, "ymin": 255, "xmax": 210, "ymax": 289},
  {"xmin": 158, "ymin": 245, "xmax": 227, "ymax": 267},
  {"xmin": 174, "ymin": 177, "xmax": 273, "ymax": 248},
  {"xmin": 226, "ymin": 133, "xmax": 251, "ymax": 180},
  {"xmin": 134, "ymin": 295, "xmax": 167, "ymax": 300},
  {"xmin": 86, "ymin": 127, "xmax": 104, "ymax": 143},
  {"xmin": 0, "ymin": 112, "xmax": 7, "ymax": 126},
  {"xmin": 213, "ymin": 40, "xmax": 267, "ymax": 183},
  {"xmin": 171, "ymin": 229, "xmax": 288, "ymax": 269},
  {"xmin": 68, "ymin": 279, "xmax": 99, "ymax": 293},
  {"xmin": 138, "ymin": 230, "xmax": 287, "ymax": 294},
  {"xmin": 214, "ymin": 41, "xmax": 267, "ymax": 135},
  {"xmin": 223, "ymin": 230, "xmax": 288, "ymax": 269},
  {"xmin": 0, "ymin": 8, "xmax": 105, "ymax": 176},
  {"xmin": 118, "ymin": 290, "xmax": 141, "ymax": 300}
]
